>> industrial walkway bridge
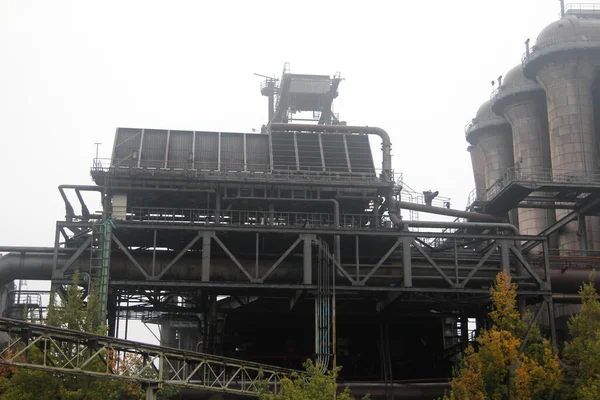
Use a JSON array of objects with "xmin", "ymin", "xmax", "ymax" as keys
[{"xmin": 0, "ymin": 317, "xmax": 295, "ymax": 399}]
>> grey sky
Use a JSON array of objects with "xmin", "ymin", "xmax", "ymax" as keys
[{"xmin": 0, "ymin": 0, "xmax": 563, "ymax": 342}]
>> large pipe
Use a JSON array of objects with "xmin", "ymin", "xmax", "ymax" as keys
[
  {"xmin": 269, "ymin": 123, "xmax": 392, "ymax": 180},
  {"xmin": 397, "ymin": 201, "xmax": 505, "ymax": 223},
  {"xmin": 405, "ymin": 220, "xmax": 520, "ymax": 235},
  {"xmin": 1, "ymin": 250, "xmax": 598, "ymax": 293}
]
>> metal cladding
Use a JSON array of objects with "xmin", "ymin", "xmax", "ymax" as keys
[
  {"xmin": 491, "ymin": 65, "xmax": 556, "ymax": 240},
  {"xmin": 465, "ymin": 100, "xmax": 514, "ymax": 199},
  {"xmin": 110, "ymin": 127, "xmax": 375, "ymax": 177},
  {"xmin": 523, "ymin": 15, "xmax": 600, "ymax": 251}
]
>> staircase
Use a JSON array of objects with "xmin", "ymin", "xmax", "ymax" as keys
[{"xmin": 89, "ymin": 219, "xmax": 113, "ymax": 321}]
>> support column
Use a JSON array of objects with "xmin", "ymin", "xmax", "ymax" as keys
[
  {"xmin": 402, "ymin": 237, "xmax": 412, "ymax": 287},
  {"xmin": 202, "ymin": 233, "xmax": 212, "ymax": 282},
  {"xmin": 302, "ymin": 235, "xmax": 312, "ymax": 285},
  {"xmin": 499, "ymin": 240, "xmax": 511, "ymax": 276}
]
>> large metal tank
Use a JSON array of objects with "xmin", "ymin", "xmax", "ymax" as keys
[
  {"xmin": 467, "ymin": 145, "xmax": 486, "ymax": 200},
  {"xmin": 523, "ymin": 15, "xmax": 600, "ymax": 252},
  {"xmin": 491, "ymin": 65, "xmax": 556, "ymax": 246},
  {"xmin": 465, "ymin": 101, "xmax": 514, "ymax": 201}
]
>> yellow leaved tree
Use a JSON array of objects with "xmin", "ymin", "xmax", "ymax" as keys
[{"xmin": 443, "ymin": 272, "xmax": 561, "ymax": 400}]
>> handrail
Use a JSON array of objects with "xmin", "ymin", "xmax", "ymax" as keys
[{"xmin": 91, "ymin": 158, "xmax": 395, "ymax": 184}]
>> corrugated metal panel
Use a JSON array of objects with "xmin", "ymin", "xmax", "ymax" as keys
[
  {"xmin": 245, "ymin": 134, "xmax": 269, "ymax": 172},
  {"xmin": 221, "ymin": 132, "xmax": 244, "ymax": 171},
  {"xmin": 195, "ymin": 132, "xmax": 218, "ymax": 170},
  {"xmin": 167, "ymin": 130, "xmax": 193, "ymax": 169},
  {"xmin": 140, "ymin": 129, "xmax": 168, "ymax": 168},
  {"xmin": 271, "ymin": 132, "xmax": 297, "ymax": 171},
  {"xmin": 112, "ymin": 128, "xmax": 142, "ymax": 167},
  {"xmin": 321, "ymin": 134, "xmax": 348, "ymax": 173},
  {"xmin": 296, "ymin": 133, "xmax": 323, "ymax": 172},
  {"xmin": 346, "ymin": 134, "xmax": 375, "ymax": 175}
]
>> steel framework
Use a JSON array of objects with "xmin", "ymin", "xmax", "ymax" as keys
[{"xmin": 0, "ymin": 317, "xmax": 296, "ymax": 399}]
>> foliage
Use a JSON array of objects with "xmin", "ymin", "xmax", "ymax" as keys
[
  {"xmin": 258, "ymin": 359, "xmax": 368, "ymax": 400},
  {"xmin": 561, "ymin": 272, "xmax": 600, "ymax": 399},
  {"xmin": 0, "ymin": 271, "xmax": 177, "ymax": 399},
  {"xmin": 443, "ymin": 272, "xmax": 561, "ymax": 400}
]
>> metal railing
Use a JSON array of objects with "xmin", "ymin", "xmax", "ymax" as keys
[
  {"xmin": 565, "ymin": 3, "xmax": 600, "ymax": 14},
  {"xmin": 0, "ymin": 317, "xmax": 297, "ymax": 397},
  {"xmin": 467, "ymin": 165, "xmax": 600, "ymax": 207},
  {"xmin": 91, "ymin": 158, "xmax": 395, "ymax": 184},
  {"xmin": 128, "ymin": 207, "xmax": 386, "ymax": 231}
]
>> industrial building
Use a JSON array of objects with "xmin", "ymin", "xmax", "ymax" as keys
[{"xmin": 1, "ymin": 5, "xmax": 600, "ymax": 400}]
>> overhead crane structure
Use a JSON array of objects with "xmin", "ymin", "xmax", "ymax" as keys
[{"xmin": 1, "ymin": 63, "xmax": 598, "ymax": 400}]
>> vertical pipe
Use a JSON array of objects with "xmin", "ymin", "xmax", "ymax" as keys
[
  {"xmin": 303, "ymin": 236, "xmax": 312, "ymax": 284},
  {"xmin": 499, "ymin": 240, "xmax": 510, "ymax": 276},
  {"xmin": 454, "ymin": 238, "xmax": 459, "ymax": 283},
  {"xmin": 578, "ymin": 213, "xmax": 588, "ymax": 256},
  {"xmin": 152, "ymin": 230, "xmax": 157, "ymax": 277},
  {"xmin": 202, "ymin": 233, "xmax": 211, "ymax": 282},
  {"xmin": 332, "ymin": 240, "xmax": 337, "ymax": 369},
  {"xmin": 355, "ymin": 235, "xmax": 360, "ymax": 281},
  {"xmin": 546, "ymin": 296, "xmax": 557, "ymax": 349},
  {"xmin": 402, "ymin": 237, "xmax": 412, "ymax": 287},
  {"xmin": 255, "ymin": 232, "xmax": 259, "ymax": 279}
]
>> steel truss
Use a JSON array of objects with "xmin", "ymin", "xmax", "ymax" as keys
[{"xmin": 0, "ymin": 317, "xmax": 296, "ymax": 399}]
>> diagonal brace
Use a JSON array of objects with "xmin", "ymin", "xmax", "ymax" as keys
[
  {"xmin": 157, "ymin": 233, "xmax": 202, "ymax": 279},
  {"xmin": 260, "ymin": 237, "xmax": 302, "ymax": 282},
  {"xmin": 360, "ymin": 238, "xmax": 401, "ymax": 285},
  {"xmin": 213, "ymin": 236, "xmax": 254, "ymax": 281},
  {"xmin": 412, "ymin": 240, "xmax": 455, "ymax": 287},
  {"xmin": 112, "ymin": 234, "xmax": 150, "ymax": 279}
]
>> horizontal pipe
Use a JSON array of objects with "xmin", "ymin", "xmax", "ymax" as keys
[
  {"xmin": 269, "ymin": 123, "xmax": 392, "ymax": 180},
  {"xmin": 398, "ymin": 201, "xmax": 505, "ymax": 223},
  {"xmin": 0, "ymin": 247, "xmax": 76, "ymax": 253},
  {"xmin": 405, "ymin": 220, "xmax": 519, "ymax": 235}
]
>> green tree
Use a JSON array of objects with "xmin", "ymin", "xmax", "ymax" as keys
[
  {"xmin": 258, "ymin": 359, "xmax": 368, "ymax": 400},
  {"xmin": 0, "ymin": 271, "xmax": 176, "ymax": 400},
  {"xmin": 561, "ymin": 273, "xmax": 600, "ymax": 399},
  {"xmin": 443, "ymin": 272, "xmax": 562, "ymax": 400}
]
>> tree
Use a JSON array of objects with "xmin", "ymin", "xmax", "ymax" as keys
[
  {"xmin": 258, "ymin": 359, "xmax": 369, "ymax": 400},
  {"xmin": 0, "ymin": 272, "xmax": 177, "ymax": 400},
  {"xmin": 444, "ymin": 272, "xmax": 562, "ymax": 400},
  {"xmin": 561, "ymin": 272, "xmax": 600, "ymax": 399}
]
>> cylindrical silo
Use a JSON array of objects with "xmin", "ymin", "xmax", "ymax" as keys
[
  {"xmin": 523, "ymin": 15, "xmax": 600, "ymax": 252},
  {"xmin": 465, "ymin": 101, "xmax": 515, "ymax": 202},
  {"xmin": 467, "ymin": 145, "xmax": 486, "ymax": 200},
  {"xmin": 491, "ymin": 65, "xmax": 557, "ymax": 245}
]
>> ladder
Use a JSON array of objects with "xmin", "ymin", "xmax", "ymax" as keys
[{"xmin": 89, "ymin": 219, "xmax": 113, "ymax": 323}]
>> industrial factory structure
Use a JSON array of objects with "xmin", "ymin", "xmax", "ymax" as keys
[{"xmin": 1, "ymin": 5, "xmax": 600, "ymax": 400}]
